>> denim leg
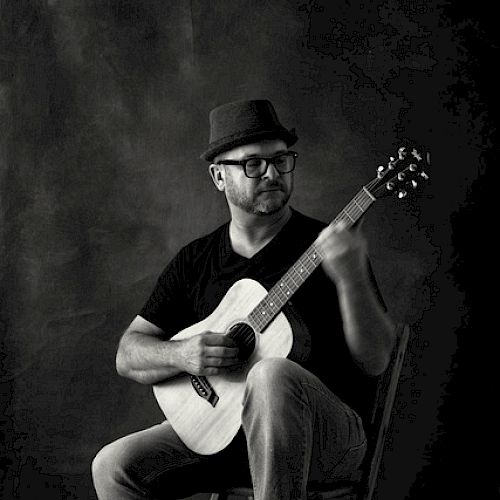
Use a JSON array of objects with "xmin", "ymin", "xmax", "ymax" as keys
[
  {"xmin": 241, "ymin": 358, "xmax": 367, "ymax": 500},
  {"xmin": 91, "ymin": 421, "xmax": 250, "ymax": 500},
  {"xmin": 91, "ymin": 421, "xmax": 201, "ymax": 499}
]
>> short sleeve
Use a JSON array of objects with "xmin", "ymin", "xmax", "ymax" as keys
[{"xmin": 139, "ymin": 248, "xmax": 194, "ymax": 338}]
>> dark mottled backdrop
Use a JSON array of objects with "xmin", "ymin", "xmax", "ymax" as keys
[{"xmin": 1, "ymin": 1, "xmax": 497, "ymax": 499}]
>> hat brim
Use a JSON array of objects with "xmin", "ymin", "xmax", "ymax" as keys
[{"xmin": 200, "ymin": 128, "xmax": 298, "ymax": 162}]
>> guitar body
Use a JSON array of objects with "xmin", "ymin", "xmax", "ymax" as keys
[{"xmin": 152, "ymin": 278, "xmax": 294, "ymax": 455}]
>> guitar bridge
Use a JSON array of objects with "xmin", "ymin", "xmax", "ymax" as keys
[{"xmin": 190, "ymin": 375, "xmax": 219, "ymax": 407}]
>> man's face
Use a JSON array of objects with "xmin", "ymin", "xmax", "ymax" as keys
[{"xmin": 212, "ymin": 139, "xmax": 294, "ymax": 216}]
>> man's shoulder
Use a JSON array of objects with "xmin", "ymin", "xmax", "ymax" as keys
[
  {"xmin": 157, "ymin": 222, "xmax": 228, "ymax": 281},
  {"xmin": 177, "ymin": 221, "xmax": 228, "ymax": 260}
]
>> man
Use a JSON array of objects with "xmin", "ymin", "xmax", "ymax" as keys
[{"xmin": 92, "ymin": 99, "xmax": 395, "ymax": 499}]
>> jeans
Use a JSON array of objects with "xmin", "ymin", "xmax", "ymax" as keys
[{"xmin": 92, "ymin": 358, "xmax": 367, "ymax": 500}]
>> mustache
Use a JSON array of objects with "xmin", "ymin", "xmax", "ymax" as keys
[{"xmin": 258, "ymin": 181, "xmax": 285, "ymax": 191}]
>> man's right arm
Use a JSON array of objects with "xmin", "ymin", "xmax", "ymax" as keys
[{"xmin": 116, "ymin": 315, "xmax": 240, "ymax": 385}]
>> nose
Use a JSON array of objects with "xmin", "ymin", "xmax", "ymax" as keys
[{"xmin": 261, "ymin": 162, "xmax": 280, "ymax": 180}]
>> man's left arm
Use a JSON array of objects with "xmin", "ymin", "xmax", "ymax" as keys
[{"xmin": 317, "ymin": 222, "xmax": 395, "ymax": 376}]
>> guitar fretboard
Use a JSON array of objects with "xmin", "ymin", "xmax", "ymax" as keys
[{"xmin": 247, "ymin": 186, "xmax": 375, "ymax": 332}]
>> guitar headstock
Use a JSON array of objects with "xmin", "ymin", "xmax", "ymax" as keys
[{"xmin": 367, "ymin": 145, "xmax": 431, "ymax": 200}]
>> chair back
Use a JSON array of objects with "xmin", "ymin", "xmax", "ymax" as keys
[{"xmin": 358, "ymin": 323, "xmax": 411, "ymax": 500}]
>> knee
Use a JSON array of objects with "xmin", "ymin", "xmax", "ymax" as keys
[
  {"xmin": 247, "ymin": 358, "xmax": 297, "ymax": 386},
  {"xmin": 91, "ymin": 443, "xmax": 115, "ymax": 491},
  {"xmin": 91, "ymin": 440, "xmax": 130, "ymax": 495},
  {"xmin": 244, "ymin": 358, "xmax": 301, "ymax": 406}
]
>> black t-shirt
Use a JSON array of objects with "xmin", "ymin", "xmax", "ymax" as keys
[{"xmin": 140, "ymin": 208, "xmax": 382, "ymax": 424}]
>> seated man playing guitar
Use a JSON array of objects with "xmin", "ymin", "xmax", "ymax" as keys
[{"xmin": 92, "ymin": 99, "xmax": 395, "ymax": 500}]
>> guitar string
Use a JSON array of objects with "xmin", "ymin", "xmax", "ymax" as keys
[{"xmin": 228, "ymin": 323, "xmax": 255, "ymax": 349}]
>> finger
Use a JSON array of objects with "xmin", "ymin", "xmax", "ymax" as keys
[
  {"xmin": 204, "ymin": 346, "xmax": 240, "ymax": 358},
  {"xmin": 203, "ymin": 333, "xmax": 237, "ymax": 347},
  {"xmin": 205, "ymin": 356, "xmax": 242, "ymax": 368},
  {"xmin": 317, "ymin": 224, "xmax": 335, "ymax": 244},
  {"xmin": 318, "ymin": 221, "xmax": 348, "ymax": 245},
  {"xmin": 332, "ymin": 219, "xmax": 348, "ymax": 232},
  {"xmin": 202, "ymin": 367, "xmax": 220, "ymax": 376},
  {"xmin": 318, "ymin": 226, "xmax": 346, "ymax": 250}
]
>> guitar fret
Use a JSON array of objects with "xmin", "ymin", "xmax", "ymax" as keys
[
  {"xmin": 277, "ymin": 281, "xmax": 292, "ymax": 297},
  {"xmin": 363, "ymin": 186, "xmax": 376, "ymax": 201},
  {"xmin": 338, "ymin": 214, "xmax": 350, "ymax": 227},
  {"xmin": 343, "ymin": 210, "xmax": 356, "ymax": 222},
  {"xmin": 353, "ymin": 201, "xmax": 366, "ymax": 214},
  {"xmin": 337, "ymin": 192, "xmax": 373, "ymax": 229},
  {"xmin": 290, "ymin": 267, "xmax": 304, "ymax": 284},
  {"xmin": 352, "ymin": 198, "xmax": 364, "ymax": 211},
  {"xmin": 250, "ymin": 244, "xmax": 323, "ymax": 332}
]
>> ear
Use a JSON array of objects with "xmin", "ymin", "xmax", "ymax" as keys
[{"xmin": 209, "ymin": 163, "xmax": 225, "ymax": 191}]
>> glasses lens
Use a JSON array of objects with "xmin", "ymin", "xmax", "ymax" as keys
[
  {"xmin": 244, "ymin": 158, "xmax": 266, "ymax": 177},
  {"xmin": 273, "ymin": 153, "xmax": 294, "ymax": 172}
]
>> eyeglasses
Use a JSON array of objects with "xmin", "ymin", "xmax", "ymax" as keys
[{"xmin": 216, "ymin": 151, "xmax": 298, "ymax": 178}]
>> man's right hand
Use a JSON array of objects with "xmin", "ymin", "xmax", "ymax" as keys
[{"xmin": 177, "ymin": 332, "xmax": 241, "ymax": 376}]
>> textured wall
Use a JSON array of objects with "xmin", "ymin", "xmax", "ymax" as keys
[{"xmin": 0, "ymin": 1, "xmax": 495, "ymax": 499}]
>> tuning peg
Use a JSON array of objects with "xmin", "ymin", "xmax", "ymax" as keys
[
  {"xmin": 404, "ymin": 180, "xmax": 418, "ymax": 191},
  {"xmin": 397, "ymin": 172, "xmax": 406, "ymax": 181},
  {"xmin": 386, "ymin": 181, "xmax": 395, "ymax": 191},
  {"xmin": 409, "ymin": 163, "xmax": 418, "ymax": 171},
  {"xmin": 397, "ymin": 147, "xmax": 407, "ymax": 159},
  {"xmin": 411, "ymin": 149, "xmax": 422, "ymax": 161},
  {"xmin": 398, "ymin": 190, "xmax": 407, "ymax": 198},
  {"xmin": 377, "ymin": 165, "xmax": 385, "ymax": 178},
  {"xmin": 420, "ymin": 171, "xmax": 429, "ymax": 180}
]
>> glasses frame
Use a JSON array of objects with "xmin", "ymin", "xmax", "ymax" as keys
[{"xmin": 216, "ymin": 151, "xmax": 298, "ymax": 178}]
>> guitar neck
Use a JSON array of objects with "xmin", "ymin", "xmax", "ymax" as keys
[{"xmin": 247, "ymin": 186, "xmax": 376, "ymax": 332}]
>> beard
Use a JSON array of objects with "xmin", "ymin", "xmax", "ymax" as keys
[{"xmin": 224, "ymin": 176, "xmax": 293, "ymax": 215}]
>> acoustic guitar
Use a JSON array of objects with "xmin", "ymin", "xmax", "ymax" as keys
[{"xmin": 152, "ymin": 145, "xmax": 430, "ymax": 455}]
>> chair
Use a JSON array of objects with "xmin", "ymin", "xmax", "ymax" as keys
[{"xmin": 209, "ymin": 323, "xmax": 411, "ymax": 500}]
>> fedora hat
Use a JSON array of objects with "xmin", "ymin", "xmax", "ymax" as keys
[{"xmin": 200, "ymin": 99, "xmax": 297, "ymax": 162}]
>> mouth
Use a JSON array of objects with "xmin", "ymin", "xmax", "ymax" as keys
[{"xmin": 258, "ymin": 185, "xmax": 283, "ymax": 193}]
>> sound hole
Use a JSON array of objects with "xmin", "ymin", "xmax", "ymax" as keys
[{"xmin": 227, "ymin": 322, "xmax": 256, "ymax": 361}]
